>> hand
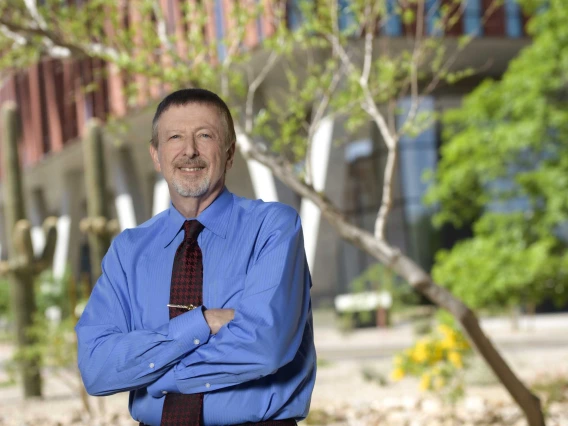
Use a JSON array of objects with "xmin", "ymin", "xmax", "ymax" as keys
[{"xmin": 203, "ymin": 308, "xmax": 234, "ymax": 334}]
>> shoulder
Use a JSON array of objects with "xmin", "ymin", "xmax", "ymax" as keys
[
  {"xmin": 232, "ymin": 193, "xmax": 299, "ymax": 221},
  {"xmin": 111, "ymin": 209, "xmax": 169, "ymax": 250},
  {"xmin": 231, "ymin": 193, "xmax": 301, "ymax": 233}
]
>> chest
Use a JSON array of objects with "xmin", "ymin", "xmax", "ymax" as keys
[{"xmin": 130, "ymin": 232, "xmax": 256, "ymax": 330}]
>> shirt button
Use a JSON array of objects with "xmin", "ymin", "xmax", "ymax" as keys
[
  {"xmin": 162, "ymin": 391, "xmax": 168, "ymax": 395},
  {"xmin": 149, "ymin": 363, "xmax": 155, "ymax": 369},
  {"xmin": 205, "ymin": 383, "xmax": 211, "ymax": 388},
  {"xmin": 193, "ymin": 338, "xmax": 200, "ymax": 345}
]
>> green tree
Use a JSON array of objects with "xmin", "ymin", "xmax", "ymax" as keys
[
  {"xmin": 426, "ymin": 0, "xmax": 568, "ymax": 313},
  {"xmin": 0, "ymin": 0, "xmax": 545, "ymax": 423}
]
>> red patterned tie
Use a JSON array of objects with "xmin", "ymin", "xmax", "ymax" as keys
[{"xmin": 161, "ymin": 220, "xmax": 205, "ymax": 426}]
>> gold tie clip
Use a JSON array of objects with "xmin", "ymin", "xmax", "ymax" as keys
[{"xmin": 167, "ymin": 304, "xmax": 197, "ymax": 311}]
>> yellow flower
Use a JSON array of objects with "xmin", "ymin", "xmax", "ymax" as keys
[
  {"xmin": 441, "ymin": 334, "xmax": 457, "ymax": 350},
  {"xmin": 448, "ymin": 351, "xmax": 463, "ymax": 369},
  {"xmin": 433, "ymin": 375, "xmax": 445, "ymax": 390},
  {"xmin": 412, "ymin": 339, "xmax": 429, "ymax": 363},
  {"xmin": 394, "ymin": 355, "xmax": 404, "ymax": 366},
  {"xmin": 432, "ymin": 343, "xmax": 444, "ymax": 363},
  {"xmin": 390, "ymin": 367, "xmax": 405, "ymax": 381},
  {"xmin": 419, "ymin": 372, "xmax": 431, "ymax": 391},
  {"xmin": 437, "ymin": 324, "xmax": 454, "ymax": 338}
]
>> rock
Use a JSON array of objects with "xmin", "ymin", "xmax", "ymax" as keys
[
  {"xmin": 464, "ymin": 395, "xmax": 486, "ymax": 413},
  {"xmin": 421, "ymin": 398, "xmax": 442, "ymax": 414}
]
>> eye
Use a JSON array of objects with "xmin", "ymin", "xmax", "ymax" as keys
[
  {"xmin": 199, "ymin": 133, "xmax": 212, "ymax": 139},
  {"xmin": 169, "ymin": 134, "xmax": 180, "ymax": 140}
]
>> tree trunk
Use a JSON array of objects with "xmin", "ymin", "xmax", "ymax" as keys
[
  {"xmin": 83, "ymin": 119, "xmax": 112, "ymax": 291},
  {"xmin": 245, "ymin": 143, "xmax": 546, "ymax": 426},
  {"xmin": 1, "ymin": 103, "xmax": 42, "ymax": 397}
]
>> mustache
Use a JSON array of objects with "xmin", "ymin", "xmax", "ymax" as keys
[{"xmin": 174, "ymin": 159, "xmax": 207, "ymax": 168}]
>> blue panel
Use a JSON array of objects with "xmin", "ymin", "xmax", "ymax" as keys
[
  {"xmin": 214, "ymin": 0, "xmax": 226, "ymax": 61},
  {"xmin": 256, "ymin": 0, "xmax": 264, "ymax": 40},
  {"xmin": 505, "ymin": 0, "xmax": 523, "ymax": 38},
  {"xmin": 257, "ymin": 17, "xmax": 264, "ymax": 41},
  {"xmin": 426, "ymin": 0, "xmax": 442, "ymax": 36},
  {"xmin": 396, "ymin": 97, "xmax": 437, "ymax": 223},
  {"xmin": 383, "ymin": 0, "xmax": 402, "ymax": 36},
  {"xmin": 464, "ymin": 0, "xmax": 483, "ymax": 36},
  {"xmin": 345, "ymin": 139, "xmax": 373, "ymax": 163},
  {"xmin": 288, "ymin": 0, "xmax": 302, "ymax": 30},
  {"xmin": 338, "ymin": 0, "xmax": 355, "ymax": 33}
]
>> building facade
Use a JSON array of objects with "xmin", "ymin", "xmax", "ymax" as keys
[{"xmin": 0, "ymin": 0, "xmax": 531, "ymax": 305}]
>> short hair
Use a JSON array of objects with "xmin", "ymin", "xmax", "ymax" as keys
[{"xmin": 151, "ymin": 88, "xmax": 236, "ymax": 149}]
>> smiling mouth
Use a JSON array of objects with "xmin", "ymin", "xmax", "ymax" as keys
[{"xmin": 178, "ymin": 166, "xmax": 205, "ymax": 172}]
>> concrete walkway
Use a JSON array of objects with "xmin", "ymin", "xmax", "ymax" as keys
[{"xmin": 314, "ymin": 311, "xmax": 568, "ymax": 360}]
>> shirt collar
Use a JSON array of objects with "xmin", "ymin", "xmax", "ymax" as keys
[{"xmin": 161, "ymin": 186, "xmax": 233, "ymax": 247}]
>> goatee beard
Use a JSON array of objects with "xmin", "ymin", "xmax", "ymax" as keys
[{"xmin": 172, "ymin": 174, "xmax": 211, "ymax": 198}]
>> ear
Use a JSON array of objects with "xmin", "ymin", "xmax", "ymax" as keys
[
  {"xmin": 149, "ymin": 143, "xmax": 161, "ymax": 173},
  {"xmin": 225, "ymin": 140, "xmax": 236, "ymax": 172}
]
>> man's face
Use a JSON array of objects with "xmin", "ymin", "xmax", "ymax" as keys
[{"xmin": 150, "ymin": 103, "xmax": 235, "ymax": 203}]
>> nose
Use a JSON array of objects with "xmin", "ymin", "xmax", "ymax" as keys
[{"xmin": 182, "ymin": 137, "xmax": 199, "ymax": 158}]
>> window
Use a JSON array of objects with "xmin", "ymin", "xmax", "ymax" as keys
[
  {"xmin": 256, "ymin": 0, "xmax": 264, "ymax": 41},
  {"xmin": 396, "ymin": 96, "xmax": 440, "ymax": 269},
  {"xmin": 505, "ymin": 0, "xmax": 522, "ymax": 38},
  {"xmin": 464, "ymin": 0, "xmax": 483, "ymax": 36},
  {"xmin": 287, "ymin": 0, "xmax": 302, "ymax": 30},
  {"xmin": 383, "ymin": 0, "xmax": 402, "ymax": 36},
  {"xmin": 338, "ymin": 0, "xmax": 355, "ymax": 33},
  {"xmin": 426, "ymin": 0, "xmax": 441, "ymax": 36},
  {"xmin": 214, "ymin": 0, "xmax": 226, "ymax": 61}
]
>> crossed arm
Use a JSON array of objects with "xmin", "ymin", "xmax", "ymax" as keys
[
  {"xmin": 76, "ymin": 208, "xmax": 310, "ymax": 396},
  {"xmin": 203, "ymin": 309, "xmax": 234, "ymax": 335}
]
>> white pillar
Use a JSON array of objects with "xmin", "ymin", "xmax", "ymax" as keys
[
  {"xmin": 152, "ymin": 175, "xmax": 171, "ymax": 217},
  {"xmin": 112, "ymin": 148, "xmax": 142, "ymax": 230},
  {"xmin": 115, "ymin": 194, "xmax": 137, "ymax": 230},
  {"xmin": 53, "ymin": 173, "xmax": 82, "ymax": 280},
  {"xmin": 300, "ymin": 116, "xmax": 334, "ymax": 272},
  {"xmin": 29, "ymin": 189, "xmax": 47, "ymax": 256},
  {"xmin": 245, "ymin": 159, "xmax": 278, "ymax": 202},
  {"xmin": 53, "ymin": 215, "xmax": 71, "ymax": 280}
]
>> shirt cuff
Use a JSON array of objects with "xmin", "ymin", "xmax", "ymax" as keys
[
  {"xmin": 167, "ymin": 306, "xmax": 211, "ymax": 354},
  {"xmin": 147, "ymin": 367, "xmax": 180, "ymax": 397}
]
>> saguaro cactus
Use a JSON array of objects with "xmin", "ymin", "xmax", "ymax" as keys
[
  {"xmin": 79, "ymin": 119, "xmax": 119, "ymax": 292},
  {"xmin": 0, "ymin": 102, "xmax": 57, "ymax": 398}
]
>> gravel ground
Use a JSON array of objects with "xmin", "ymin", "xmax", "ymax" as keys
[{"xmin": 0, "ymin": 314, "xmax": 567, "ymax": 425}]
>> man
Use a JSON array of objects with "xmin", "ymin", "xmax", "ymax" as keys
[{"xmin": 75, "ymin": 88, "xmax": 317, "ymax": 426}]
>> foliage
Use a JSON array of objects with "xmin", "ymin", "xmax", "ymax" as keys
[
  {"xmin": 531, "ymin": 373, "xmax": 568, "ymax": 413},
  {"xmin": 426, "ymin": 0, "xmax": 568, "ymax": 310},
  {"xmin": 15, "ymin": 314, "xmax": 77, "ymax": 370},
  {"xmin": 11, "ymin": 269, "xmax": 82, "ymax": 376},
  {"xmin": 0, "ymin": 0, "xmax": 480, "ymax": 163},
  {"xmin": 337, "ymin": 263, "xmax": 420, "ymax": 329},
  {"xmin": 0, "ymin": 277, "xmax": 10, "ymax": 319},
  {"xmin": 351, "ymin": 262, "xmax": 420, "ymax": 311},
  {"xmin": 390, "ymin": 310, "xmax": 473, "ymax": 403}
]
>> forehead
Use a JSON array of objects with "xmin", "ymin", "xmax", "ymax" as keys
[{"xmin": 158, "ymin": 103, "xmax": 222, "ymax": 131}]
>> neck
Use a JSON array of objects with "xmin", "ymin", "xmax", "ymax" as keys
[{"xmin": 171, "ymin": 183, "xmax": 225, "ymax": 218}]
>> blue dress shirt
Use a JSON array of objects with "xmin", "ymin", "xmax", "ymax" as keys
[{"xmin": 75, "ymin": 187, "xmax": 317, "ymax": 425}]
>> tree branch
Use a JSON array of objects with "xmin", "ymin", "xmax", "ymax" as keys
[
  {"xmin": 245, "ymin": 51, "xmax": 279, "ymax": 133},
  {"xmin": 305, "ymin": 62, "xmax": 345, "ymax": 186},
  {"xmin": 360, "ymin": 2, "xmax": 374, "ymax": 87},
  {"xmin": 0, "ymin": 17, "xmax": 120, "ymax": 61},
  {"xmin": 23, "ymin": 0, "xmax": 47, "ymax": 31},
  {"xmin": 151, "ymin": 0, "xmax": 179, "ymax": 61}
]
